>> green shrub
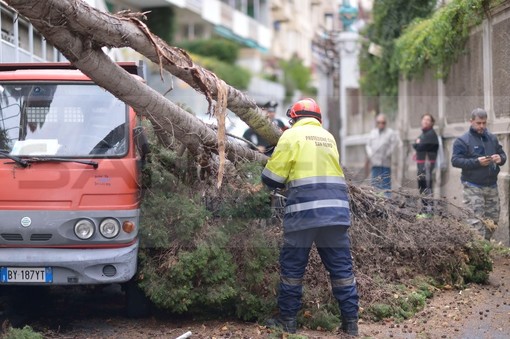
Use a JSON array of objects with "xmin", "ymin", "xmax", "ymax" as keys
[
  {"xmin": 233, "ymin": 230, "xmax": 279, "ymax": 320},
  {"xmin": 179, "ymin": 38, "xmax": 240, "ymax": 64},
  {"xmin": 141, "ymin": 192, "xmax": 210, "ymax": 246},
  {"xmin": 191, "ymin": 53, "xmax": 251, "ymax": 90},
  {"xmin": 461, "ymin": 240, "xmax": 493, "ymax": 284},
  {"xmin": 143, "ymin": 6, "xmax": 176, "ymax": 44},
  {"xmin": 3, "ymin": 326, "xmax": 43, "ymax": 339},
  {"xmin": 140, "ymin": 234, "xmax": 237, "ymax": 314},
  {"xmin": 280, "ymin": 56, "xmax": 314, "ymax": 99},
  {"xmin": 217, "ymin": 188, "xmax": 271, "ymax": 219},
  {"xmin": 0, "ymin": 128, "xmax": 9, "ymax": 149},
  {"xmin": 138, "ymin": 139, "xmax": 279, "ymax": 320},
  {"xmin": 301, "ymin": 309, "xmax": 340, "ymax": 332},
  {"xmin": 365, "ymin": 286, "xmax": 431, "ymax": 321},
  {"xmin": 395, "ymin": 0, "xmax": 500, "ymax": 79},
  {"xmin": 414, "ymin": 278, "xmax": 436, "ymax": 299},
  {"xmin": 359, "ymin": 0, "xmax": 436, "ymax": 100},
  {"xmin": 368, "ymin": 303, "xmax": 394, "ymax": 320}
]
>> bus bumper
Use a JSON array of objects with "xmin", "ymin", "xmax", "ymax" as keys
[{"xmin": 0, "ymin": 241, "xmax": 138, "ymax": 285}]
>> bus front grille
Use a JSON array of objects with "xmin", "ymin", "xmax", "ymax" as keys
[
  {"xmin": 1, "ymin": 233, "xmax": 23, "ymax": 241},
  {"xmin": 30, "ymin": 234, "xmax": 53, "ymax": 241}
]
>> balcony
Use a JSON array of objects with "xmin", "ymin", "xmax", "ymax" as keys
[{"xmin": 271, "ymin": 2, "xmax": 291, "ymax": 23}]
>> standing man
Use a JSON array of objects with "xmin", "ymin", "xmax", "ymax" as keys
[
  {"xmin": 264, "ymin": 100, "xmax": 287, "ymax": 132},
  {"xmin": 243, "ymin": 101, "xmax": 286, "ymax": 155},
  {"xmin": 413, "ymin": 114, "xmax": 439, "ymax": 218},
  {"xmin": 451, "ymin": 108, "xmax": 506, "ymax": 240},
  {"xmin": 261, "ymin": 98, "xmax": 359, "ymax": 336},
  {"xmin": 365, "ymin": 114, "xmax": 401, "ymax": 195}
]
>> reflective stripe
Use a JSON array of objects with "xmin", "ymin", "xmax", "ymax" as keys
[
  {"xmin": 331, "ymin": 276, "xmax": 356, "ymax": 288},
  {"xmin": 287, "ymin": 176, "xmax": 346, "ymax": 188},
  {"xmin": 262, "ymin": 167, "xmax": 286, "ymax": 184},
  {"xmin": 281, "ymin": 276, "xmax": 303, "ymax": 286},
  {"xmin": 285, "ymin": 199, "xmax": 350, "ymax": 214}
]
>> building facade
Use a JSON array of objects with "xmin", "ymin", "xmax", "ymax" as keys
[{"xmin": 0, "ymin": 4, "xmax": 63, "ymax": 62}]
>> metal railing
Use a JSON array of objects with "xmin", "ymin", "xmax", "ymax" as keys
[{"xmin": 0, "ymin": 4, "xmax": 63, "ymax": 62}]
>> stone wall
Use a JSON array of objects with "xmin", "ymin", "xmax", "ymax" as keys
[{"xmin": 396, "ymin": 3, "xmax": 510, "ymax": 245}]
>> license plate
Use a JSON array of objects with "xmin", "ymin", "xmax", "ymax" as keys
[{"xmin": 0, "ymin": 267, "xmax": 53, "ymax": 283}]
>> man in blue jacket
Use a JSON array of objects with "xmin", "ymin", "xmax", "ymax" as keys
[
  {"xmin": 261, "ymin": 98, "xmax": 359, "ymax": 336},
  {"xmin": 451, "ymin": 108, "xmax": 507, "ymax": 240}
]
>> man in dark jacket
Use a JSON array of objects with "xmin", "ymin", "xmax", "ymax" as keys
[
  {"xmin": 451, "ymin": 108, "xmax": 507, "ymax": 240},
  {"xmin": 413, "ymin": 114, "xmax": 439, "ymax": 217}
]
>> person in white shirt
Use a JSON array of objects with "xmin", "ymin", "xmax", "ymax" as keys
[{"xmin": 365, "ymin": 114, "xmax": 401, "ymax": 196}]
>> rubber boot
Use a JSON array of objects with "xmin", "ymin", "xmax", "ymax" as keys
[
  {"xmin": 340, "ymin": 317, "xmax": 358, "ymax": 336},
  {"xmin": 265, "ymin": 316, "xmax": 297, "ymax": 333}
]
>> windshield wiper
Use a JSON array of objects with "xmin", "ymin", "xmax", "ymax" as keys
[
  {"xmin": 0, "ymin": 149, "xmax": 29, "ymax": 167},
  {"xmin": 25, "ymin": 157, "xmax": 99, "ymax": 169}
]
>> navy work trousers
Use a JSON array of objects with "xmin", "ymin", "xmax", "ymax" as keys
[{"xmin": 278, "ymin": 225, "xmax": 359, "ymax": 319}]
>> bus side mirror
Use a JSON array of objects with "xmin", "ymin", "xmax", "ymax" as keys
[{"xmin": 133, "ymin": 126, "xmax": 150, "ymax": 167}]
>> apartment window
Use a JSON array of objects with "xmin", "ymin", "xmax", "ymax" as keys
[
  {"xmin": 179, "ymin": 23, "xmax": 205, "ymax": 40},
  {"xmin": 194, "ymin": 24, "xmax": 204, "ymax": 39}
]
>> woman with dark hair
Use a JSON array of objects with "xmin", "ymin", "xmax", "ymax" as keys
[{"xmin": 413, "ymin": 114, "xmax": 439, "ymax": 218}]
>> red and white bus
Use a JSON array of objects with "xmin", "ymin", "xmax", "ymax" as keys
[{"xmin": 0, "ymin": 63, "xmax": 148, "ymax": 315}]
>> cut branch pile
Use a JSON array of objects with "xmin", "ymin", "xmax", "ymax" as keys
[{"xmin": 137, "ymin": 126, "xmax": 492, "ymax": 321}]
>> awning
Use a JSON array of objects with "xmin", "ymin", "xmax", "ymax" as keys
[{"xmin": 214, "ymin": 25, "xmax": 268, "ymax": 52}]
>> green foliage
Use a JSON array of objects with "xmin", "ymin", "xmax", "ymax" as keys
[
  {"xmin": 368, "ymin": 303, "xmax": 394, "ymax": 320},
  {"xmin": 138, "ymin": 138, "xmax": 279, "ymax": 320},
  {"xmin": 141, "ymin": 191, "xmax": 210, "ymax": 246},
  {"xmin": 395, "ymin": 0, "xmax": 497, "ymax": 79},
  {"xmin": 139, "ymin": 140, "xmax": 209, "ymax": 247},
  {"xmin": 300, "ymin": 309, "xmax": 340, "ymax": 332},
  {"xmin": 140, "ymin": 233, "xmax": 238, "ymax": 314},
  {"xmin": 492, "ymin": 243, "xmax": 510, "ymax": 256},
  {"xmin": 217, "ymin": 188, "xmax": 271, "ymax": 219},
  {"xmin": 412, "ymin": 276, "xmax": 437, "ymax": 299},
  {"xmin": 191, "ymin": 53, "xmax": 251, "ymax": 90},
  {"xmin": 461, "ymin": 240, "xmax": 493, "ymax": 284},
  {"xmin": 359, "ymin": 0, "xmax": 436, "ymax": 110},
  {"xmin": 215, "ymin": 163, "xmax": 271, "ymax": 219},
  {"xmin": 234, "ymin": 232, "xmax": 279, "ymax": 320},
  {"xmin": 280, "ymin": 56, "xmax": 314, "ymax": 99},
  {"xmin": 143, "ymin": 6, "xmax": 176, "ymax": 44},
  {"xmin": 177, "ymin": 38, "xmax": 251, "ymax": 89},
  {"xmin": 0, "ymin": 128, "xmax": 9, "ymax": 149},
  {"xmin": 399, "ymin": 291, "xmax": 426, "ymax": 317},
  {"xmin": 434, "ymin": 240, "xmax": 493, "ymax": 286},
  {"xmin": 3, "ymin": 326, "xmax": 43, "ymax": 339},
  {"xmin": 268, "ymin": 332, "xmax": 308, "ymax": 339},
  {"xmin": 365, "ymin": 286, "xmax": 431, "ymax": 321},
  {"xmin": 178, "ymin": 38, "xmax": 240, "ymax": 64},
  {"xmin": 364, "ymin": 239, "xmax": 491, "ymax": 322}
]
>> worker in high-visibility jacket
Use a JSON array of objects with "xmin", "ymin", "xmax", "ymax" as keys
[{"xmin": 262, "ymin": 98, "xmax": 359, "ymax": 336}]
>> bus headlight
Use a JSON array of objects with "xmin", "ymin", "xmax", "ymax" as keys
[
  {"xmin": 74, "ymin": 219, "xmax": 95, "ymax": 240},
  {"xmin": 99, "ymin": 218, "xmax": 120, "ymax": 239}
]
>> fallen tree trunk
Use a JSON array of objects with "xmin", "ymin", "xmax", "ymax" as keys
[
  {"xmin": 4, "ymin": 0, "xmax": 282, "ymax": 146},
  {"xmin": 4, "ymin": 0, "xmax": 267, "ymax": 170}
]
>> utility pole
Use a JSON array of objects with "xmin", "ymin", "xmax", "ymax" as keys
[
  {"xmin": 313, "ymin": 29, "xmax": 341, "ymax": 152},
  {"xmin": 313, "ymin": 1, "xmax": 359, "ymax": 155}
]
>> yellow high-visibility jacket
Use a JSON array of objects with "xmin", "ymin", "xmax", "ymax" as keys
[{"xmin": 261, "ymin": 118, "xmax": 350, "ymax": 232}]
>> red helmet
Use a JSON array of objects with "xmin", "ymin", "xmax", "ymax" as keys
[{"xmin": 286, "ymin": 98, "xmax": 322, "ymax": 123}]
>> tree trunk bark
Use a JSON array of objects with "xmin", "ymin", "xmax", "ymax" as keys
[
  {"xmin": 4, "ymin": 0, "xmax": 267, "ymax": 166},
  {"xmin": 4, "ymin": 0, "xmax": 282, "ymax": 146}
]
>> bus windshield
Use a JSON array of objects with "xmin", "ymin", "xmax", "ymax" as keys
[{"xmin": 0, "ymin": 83, "xmax": 127, "ymax": 158}]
